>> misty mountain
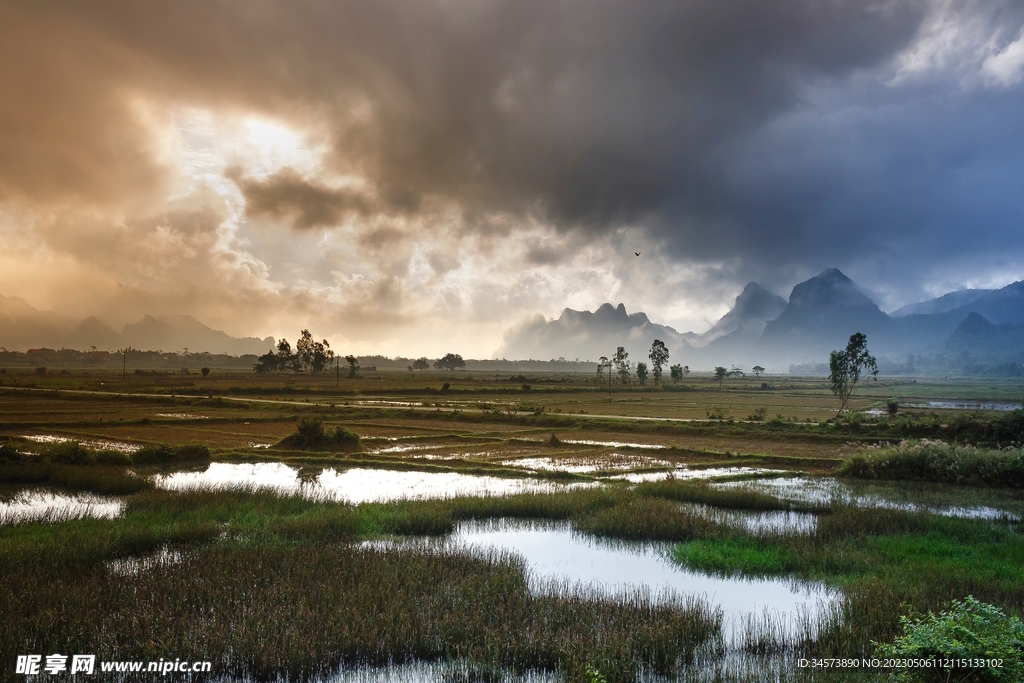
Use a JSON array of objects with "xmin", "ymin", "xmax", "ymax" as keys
[
  {"xmin": 943, "ymin": 313, "xmax": 1024, "ymax": 360},
  {"xmin": 890, "ymin": 289, "xmax": 993, "ymax": 317},
  {"xmin": 684, "ymin": 283, "xmax": 787, "ymax": 366},
  {"xmin": 0, "ymin": 294, "xmax": 274, "ymax": 355},
  {"xmin": 702, "ymin": 283, "xmax": 787, "ymax": 344},
  {"xmin": 65, "ymin": 317, "xmax": 121, "ymax": 350},
  {"xmin": 0, "ymin": 293, "xmax": 77, "ymax": 349},
  {"xmin": 756, "ymin": 268, "xmax": 893, "ymax": 364},
  {"xmin": 496, "ymin": 270, "xmax": 1024, "ymax": 370},
  {"xmin": 119, "ymin": 315, "xmax": 274, "ymax": 355},
  {"xmin": 493, "ymin": 303, "xmax": 691, "ymax": 363},
  {"xmin": 945, "ymin": 281, "xmax": 1024, "ymax": 325}
]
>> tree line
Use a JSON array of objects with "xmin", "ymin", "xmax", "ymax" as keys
[
  {"xmin": 597, "ymin": 340, "xmax": 690, "ymax": 385},
  {"xmin": 253, "ymin": 330, "xmax": 341, "ymax": 374}
]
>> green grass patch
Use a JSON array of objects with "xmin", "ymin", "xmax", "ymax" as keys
[{"xmin": 674, "ymin": 538, "xmax": 797, "ymax": 576}]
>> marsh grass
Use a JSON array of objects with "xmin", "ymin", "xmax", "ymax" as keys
[
  {"xmin": 669, "ymin": 504, "xmax": 1024, "ymax": 661},
  {"xmin": 636, "ymin": 479, "xmax": 829, "ymax": 513},
  {"xmin": 1, "ymin": 515, "xmax": 720, "ymax": 682},
  {"xmin": 0, "ymin": 463, "xmax": 152, "ymax": 494},
  {"xmin": 840, "ymin": 440, "xmax": 1024, "ymax": 487},
  {"xmin": 3, "ymin": 470, "xmax": 1023, "ymax": 680}
]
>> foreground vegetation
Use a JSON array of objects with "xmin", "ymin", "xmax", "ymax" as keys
[
  {"xmin": 2, "ymin": 476, "xmax": 1023, "ymax": 681},
  {"xmin": 2, "ymin": 371, "xmax": 1024, "ymax": 680}
]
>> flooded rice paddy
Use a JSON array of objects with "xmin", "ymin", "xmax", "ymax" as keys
[
  {"xmin": 717, "ymin": 476, "xmax": 1022, "ymax": 520},
  {"xmin": 904, "ymin": 400, "xmax": 1021, "ymax": 411},
  {"xmin": 373, "ymin": 519, "xmax": 835, "ymax": 644},
  {"xmin": 23, "ymin": 433, "xmax": 141, "ymax": 453}
]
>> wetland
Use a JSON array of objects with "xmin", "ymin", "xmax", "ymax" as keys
[{"xmin": 2, "ymin": 368, "xmax": 1023, "ymax": 681}]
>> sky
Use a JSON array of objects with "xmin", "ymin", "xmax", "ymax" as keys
[{"xmin": 1, "ymin": 0, "xmax": 1023, "ymax": 358}]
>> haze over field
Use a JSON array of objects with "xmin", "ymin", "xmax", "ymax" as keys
[{"xmin": 2, "ymin": 1, "xmax": 1024, "ymax": 359}]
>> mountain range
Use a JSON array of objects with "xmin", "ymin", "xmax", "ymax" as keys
[
  {"xmin": 495, "ymin": 269, "xmax": 1024, "ymax": 370},
  {"xmin": 0, "ymin": 294, "xmax": 274, "ymax": 355}
]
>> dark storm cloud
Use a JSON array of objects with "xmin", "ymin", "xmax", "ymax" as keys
[
  {"xmin": 3, "ymin": 0, "xmax": 1023, "ymax": 298},
  {"xmin": 231, "ymin": 168, "xmax": 374, "ymax": 229}
]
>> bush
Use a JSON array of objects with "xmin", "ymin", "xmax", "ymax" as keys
[
  {"xmin": 34, "ymin": 366, "xmax": 46, "ymax": 375},
  {"xmin": 132, "ymin": 443, "xmax": 211, "ymax": 464},
  {"xmin": 839, "ymin": 440, "xmax": 1024, "ymax": 488},
  {"xmin": 42, "ymin": 442, "xmax": 95, "ymax": 465},
  {"xmin": 876, "ymin": 596, "xmax": 1024, "ymax": 682},
  {"xmin": 277, "ymin": 417, "xmax": 361, "ymax": 451},
  {"xmin": 297, "ymin": 416, "xmax": 325, "ymax": 443}
]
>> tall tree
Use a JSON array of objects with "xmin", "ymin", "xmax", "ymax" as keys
[
  {"xmin": 829, "ymin": 332, "xmax": 878, "ymax": 416},
  {"xmin": 276, "ymin": 338, "xmax": 295, "ymax": 373},
  {"xmin": 310, "ymin": 338, "xmax": 333, "ymax": 373},
  {"xmin": 713, "ymin": 366, "xmax": 729, "ymax": 388},
  {"xmin": 752, "ymin": 365, "xmax": 765, "ymax": 377},
  {"xmin": 635, "ymin": 362, "xmax": 648, "ymax": 385},
  {"xmin": 612, "ymin": 346, "xmax": 630, "ymax": 383},
  {"xmin": 412, "ymin": 357, "xmax": 430, "ymax": 371},
  {"xmin": 670, "ymin": 364, "xmax": 689, "ymax": 383},
  {"xmin": 597, "ymin": 356, "xmax": 612, "ymax": 400},
  {"xmin": 648, "ymin": 340, "xmax": 669, "ymax": 385},
  {"xmin": 253, "ymin": 349, "xmax": 278, "ymax": 373},
  {"xmin": 345, "ymin": 355, "xmax": 360, "ymax": 378}
]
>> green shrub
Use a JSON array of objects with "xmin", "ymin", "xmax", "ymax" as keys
[
  {"xmin": 132, "ymin": 443, "xmax": 211, "ymax": 464},
  {"xmin": 42, "ymin": 442, "xmax": 95, "ymax": 465},
  {"xmin": 277, "ymin": 417, "xmax": 361, "ymax": 451},
  {"xmin": 876, "ymin": 596, "xmax": 1024, "ymax": 682}
]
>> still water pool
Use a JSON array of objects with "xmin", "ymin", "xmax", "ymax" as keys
[
  {"xmin": 154, "ymin": 462, "xmax": 591, "ymax": 503},
  {"xmin": 372, "ymin": 518, "xmax": 835, "ymax": 645}
]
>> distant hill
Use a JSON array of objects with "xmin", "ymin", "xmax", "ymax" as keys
[
  {"xmin": 0, "ymin": 294, "xmax": 274, "ymax": 355},
  {"xmin": 944, "ymin": 312, "xmax": 1024, "ymax": 360},
  {"xmin": 120, "ymin": 315, "xmax": 273, "ymax": 355},
  {"xmin": 677, "ymin": 283, "xmax": 785, "ymax": 368},
  {"xmin": 495, "ymin": 271, "xmax": 1024, "ymax": 370},
  {"xmin": 493, "ymin": 303, "xmax": 691, "ymax": 363},
  {"xmin": 890, "ymin": 289, "xmax": 993, "ymax": 317},
  {"xmin": 945, "ymin": 281, "xmax": 1024, "ymax": 325}
]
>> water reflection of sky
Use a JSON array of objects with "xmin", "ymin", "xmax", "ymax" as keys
[
  {"xmin": 154, "ymin": 462, "xmax": 590, "ymax": 503},
  {"xmin": 375, "ymin": 519, "xmax": 835, "ymax": 643},
  {"xmin": 717, "ymin": 476, "xmax": 1021, "ymax": 520},
  {"xmin": 0, "ymin": 490, "xmax": 124, "ymax": 524}
]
